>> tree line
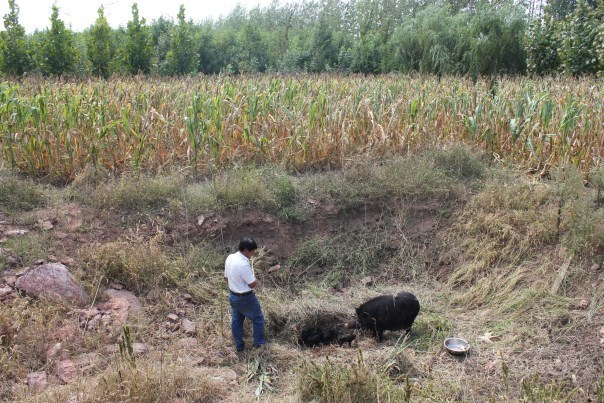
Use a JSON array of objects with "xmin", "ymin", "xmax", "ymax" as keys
[{"xmin": 0, "ymin": 0, "xmax": 602, "ymax": 78}]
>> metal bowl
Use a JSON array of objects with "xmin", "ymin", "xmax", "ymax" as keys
[{"xmin": 444, "ymin": 337, "xmax": 470, "ymax": 356}]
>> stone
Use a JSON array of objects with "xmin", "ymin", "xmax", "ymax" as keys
[
  {"xmin": 210, "ymin": 369, "xmax": 237, "ymax": 383},
  {"xmin": 110, "ymin": 282, "xmax": 124, "ymax": 290},
  {"xmin": 196, "ymin": 215, "xmax": 206, "ymax": 226},
  {"xmin": 578, "ymin": 299, "xmax": 589, "ymax": 310},
  {"xmin": 591, "ymin": 263, "xmax": 601, "ymax": 271},
  {"xmin": 183, "ymin": 293, "xmax": 193, "ymax": 301},
  {"xmin": 96, "ymin": 289, "xmax": 142, "ymax": 329},
  {"xmin": 167, "ymin": 313, "xmax": 179, "ymax": 322},
  {"xmin": 360, "ymin": 276, "xmax": 374, "ymax": 287},
  {"xmin": 3, "ymin": 275, "xmax": 17, "ymax": 287},
  {"xmin": 0, "ymin": 286, "xmax": 12, "ymax": 299},
  {"xmin": 46, "ymin": 342, "xmax": 63, "ymax": 361},
  {"xmin": 133, "ymin": 343, "xmax": 149, "ymax": 356},
  {"xmin": 181, "ymin": 319, "xmax": 197, "ymax": 336},
  {"xmin": 47, "ymin": 255, "xmax": 58, "ymax": 262},
  {"xmin": 57, "ymin": 359, "xmax": 77, "ymax": 384},
  {"xmin": 26, "ymin": 371, "xmax": 48, "ymax": 394},
  {"xmin": 7, "ymin": 255, "xmax": 21, "ymax": 266},
  {"xmin": 37, "ymin": 220, "xmax": 54, "ymax": 231},
  {"xmin": 15, "ymin": 263, "xmax": 90, "ymax": 306},
  {"xmin": 4, "ymin": 229, "xmax": 27, "ymax": 237}
]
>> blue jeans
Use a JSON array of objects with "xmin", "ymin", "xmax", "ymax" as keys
[{"xmin": 229, "ymin": 292, "xmax": 266, "ymax": 350}]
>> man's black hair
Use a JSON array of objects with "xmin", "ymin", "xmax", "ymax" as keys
[{"xmin": 238, "ymin": 237, "xmax": 258, "ymax": 252}]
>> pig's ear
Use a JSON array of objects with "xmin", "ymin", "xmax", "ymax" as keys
[{"xmin": 362, "ymin": 312, "xmax": 371, "ymax": 317}]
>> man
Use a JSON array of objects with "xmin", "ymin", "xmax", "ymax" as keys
[{"xmin": 224, "ymin": 237, "xmax": 266, "ymax": 352}]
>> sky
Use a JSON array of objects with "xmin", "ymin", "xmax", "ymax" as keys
[{"xmin": 0, "ymin": 0, "xmax": 283, "ymax": 33}]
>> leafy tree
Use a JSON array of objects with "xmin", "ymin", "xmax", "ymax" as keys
[
  {"xmin": 166, "ymin": 5, "xmax": 197, "ymax": 75},
  {"xmin": 1, "ymin": 0, "xmax": 32, "ymax": 76},
  {"xmin": 87, "ymin": 6, "xmax": 114, "ymax": 78},
  {"xmin": 238, "ymin": 21, "xmax": 268, "ymax": 73},
  {"xmin": 558, "ymin": 0, "xmax": 602, "ymax": 76},
  {"xmin": 125, "ymin": 3, "xmax": 152, "ymax": 74},
  {"xmin": 41, "ymin": 5, "xmax": 75, "ymax": 76},
  {"xmin": 526, "ymin": 15, "xmax": 562, "ymax": 75}
]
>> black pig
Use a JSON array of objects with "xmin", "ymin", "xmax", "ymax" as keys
[{"xmin": 347, "ymin": 292, "xmax": 420, "ymax": 342}]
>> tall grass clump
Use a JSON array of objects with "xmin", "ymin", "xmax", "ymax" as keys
[
  {"xmin": 82, "ymin": 234, "xmax": 180, "ymax": 294},
  {"xmin": 297, "ymin": 352, "xmax": 410, "ymax": 402}
]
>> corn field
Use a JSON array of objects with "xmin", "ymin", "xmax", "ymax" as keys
[{"xmin": 0, "ymin": 74, "xmax": 602, "ymax": 181}]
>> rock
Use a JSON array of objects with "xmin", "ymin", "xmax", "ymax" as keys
[
  {"xmin": 57, "ymin": 359, "xmax": 77, "ymax": 384},
  {"xmin": 183, "ymin": 293, "xmax": 193, "ymax": 301},
  {"xmin": 110, "ymin": 282, "xmax": 124, "ymax": 290},
  {"xmin": 599, "ymin": 326, "xmax": 604, "ymax": 347},
  {"xmin": 3, "ymin": 275, "xmax": 17, "ymax": 287},
  {"xmin": 15, "ymin": 263, "xmax": 90, "ymax": 306},
  {"xmin": 181, "ymin": 319, "xmax": 197, "ymax": 336},
  {"xmin": 210, "ymin": 369, "xmax": 238, "ymax": 383},
  {"xmin": 34, "ymin": 259, "xmax": 45, "ymax": 265},
  {"xmin": 196, "ymin": 215, "xmax": 206, "ymax": 226},
  {"xmin": 133, "ymin": 343, "xmax": 148, "ymax": 356},
  {"xmin": 48, "ymin": 255, "xmax": 59, "ymax": 263},
  {"xmin": 267, "ymin": 264, "xmax": 281, "ymax": 274},
  {"xmin": 61, "ymin": 257, "xmax": 75, "ymax": 266},
  {"xmin": 591, "ymin": 263, "xmax": 601, "ymax": 271},
  {"xmin": 0, "ymin": 286, "xmax": 12, "ymax": 299},
  {"xmin": 46, "ymin": 342, "xmax": 63, "ymax": 361},
  {"xmin": 578, "ymin": 299, "xmax": 589, "ymax": 310},
  {"xmin": 167, "ymin": 313, "xmax": 179, "ymax": 322},
  {"xmin": 26, "ymin": 371, "xmax": 48, "ymax": 394},
  {"xmin": 37, "ymin": 220, "xmax": 54, "ymax": 231},
  {"xmin": 96, "ymin": 289, "xmax": 142, "ymax": 329},
  {"xmin": 360, "ymin": 276, "xmax": 374, "ymax": 287},
  {"xmin": 4, "ymin": 229, "xmax": 28, "ymax": 237}
]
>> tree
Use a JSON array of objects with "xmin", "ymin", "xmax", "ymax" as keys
[
  {"xmin": 166, "ymin": 5, "xmax": 197, "ymax": 75},
  {"xmin": 526, "ymin": 15, "xmax": 562, "ymax": 75},
  {"xmin": 558, "ymin": 0, "xmax": 602, "ymax": 76},
  {"xmin": 1, "ymin": 0, "xmax": 32, "ymax": 76},
  {"xmin": 41, "ymin": 5, "xmax": 75, "ymax": 76},
  {"xmin": 125, "ymin": 3, "xmax": 152, "ymax": 74},
  {"xmin": 87, "ymin": 6, "xmax": 114, "ymax": 78}
]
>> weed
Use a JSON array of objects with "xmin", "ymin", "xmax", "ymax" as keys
[
  {"xmin": 520, "ymin": 375, "xmax": 579, "ymax": 402},
  {"xmin": 432, "ymin": 144, "xmax": 486, "ymax": 180}
]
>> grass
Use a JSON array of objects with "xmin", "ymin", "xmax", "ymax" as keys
[
  {"xmin": 297, "ymin": 351, "xmax": 411, "ymax": 402},
  {"xmin": 82, "ymin": 233, "xmax": 180, "ymax": 294},
  {"xmin": 0, "ymin": 171, "xmax": 47, "ymax": 215}
]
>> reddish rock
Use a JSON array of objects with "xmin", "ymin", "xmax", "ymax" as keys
[
  {"xmin": 4, "ymin": 229, "xmax": 28, "ymax": 237},
  {"xmin": 15, "ymin": 263, "xmax": 90, "ymax": 306},
  {"xmin": 57, "ymin": 359, "xmax": 77, "ymax": 384},
  {"xmin": 360, "ymin": 276, "xmax": 374, "ymax": 287},
  {"xmin": 97, "ymin": 289, "xmax": 142, "ymax": 329},
  {"xmin": 181, "ymin": 319, "xmax": 197, "ymax": 336},
  {"xmin": 167, "ymin": 313, "xmax": 179, "ymax": 322},
  {"xmin": 0, "ymin": 286, "xmax": 12, "ymax": 299},
  {"xmin": 26, "ymin": 371, "xmax": 48, "ymax": 394}
]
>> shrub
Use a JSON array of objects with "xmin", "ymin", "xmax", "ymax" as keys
[{"xmin": 0, "ymin": 172, "xmax": 47, "ymax": 214}]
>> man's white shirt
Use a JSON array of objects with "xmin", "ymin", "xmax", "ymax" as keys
[{"xmin": 225, "ymin": 251, "xmax": 256, "ymax": 293}]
